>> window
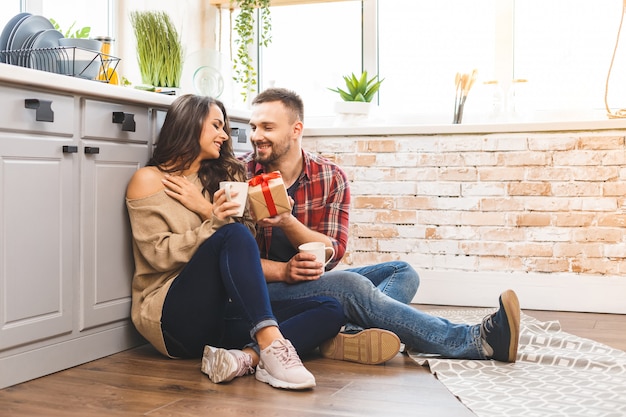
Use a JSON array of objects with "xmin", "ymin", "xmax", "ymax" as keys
[
  {"xmin": 216, "ymin": 1, "xmax": 362, "ymax": 114},
  {"xmin": 259, "ymin": 1, "xmax": 362, "ymax": 117},
  {"xmin": 378, "ymin": 0, "xmax": 496, "ymax": 123},
  {"xmin": 514, "ymin": 0, "xmax": 624, "ymax": 119},
  {"xmin": 42, "ymin": 0, "xmax": 111, "ymax": 38},
  {"xmin": 250, "ymin": 0, "xmax": 626, "ymax": 123},
  {"xmin": 0, "ymin": 3, "xmax": 21, "ymax": 27},
  {"xmin": 0, "ymin": 1, "xmax": 112, "ymax": 40}
]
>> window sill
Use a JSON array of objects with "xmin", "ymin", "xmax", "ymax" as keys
[{"xmin": 303, "ymin": 117, "xmax": 626, "ymax": 137}]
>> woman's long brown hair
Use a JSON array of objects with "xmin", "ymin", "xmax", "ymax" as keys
[{"xmin": 148, "ymin": 94, "xmax": 245, "ymax": 199}]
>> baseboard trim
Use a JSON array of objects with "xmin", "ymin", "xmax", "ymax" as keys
[
  {"xmin": 411, "ymin": 270, "xmax": 626, "ymax": 314},
  {"xmin": 0, "ymin": 323, "xmax": 145, "ymax": 389}
]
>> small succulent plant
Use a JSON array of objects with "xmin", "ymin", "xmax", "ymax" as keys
[{"xmin": 328, "ymin": 71, "xmax": 384, "ymax": 102}]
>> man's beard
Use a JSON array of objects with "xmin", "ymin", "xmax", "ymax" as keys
[{"xmin": 254, "ymin": 139, "xmax": 291, "ymax": 166}]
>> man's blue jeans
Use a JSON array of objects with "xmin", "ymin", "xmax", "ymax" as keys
[
  {"xmin": 266, "ymin": 261, "xmax": 486, "ymax": 359},
  {"xmin": 347, "ymin": 261, "xmax": 420, "ymax": 305},
  {"xmin": 342, "ymin": 262, "xmax": 419, "ymax": 333}
]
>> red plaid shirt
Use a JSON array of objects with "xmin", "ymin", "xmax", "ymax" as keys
[{"xmin": 240, "ymin": 150, "xmax": 350, "ymax": 270}]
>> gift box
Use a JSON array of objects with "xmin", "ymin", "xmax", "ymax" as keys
[{"xmin": 247, "ymin": 171, "xmax": 291, "ymax": 220}]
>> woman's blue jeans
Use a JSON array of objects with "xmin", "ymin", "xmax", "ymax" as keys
[
  {"xmin": 161, "ymin": 223, "xmax": 345, "ymax": 358},
  {"xmin": 267, "ymin": 261, "xmax": 486, "ymax": 360}
]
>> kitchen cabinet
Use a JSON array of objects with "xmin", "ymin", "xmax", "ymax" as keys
[
  {"xmin": 0, "ymin": 86, "xmax": 76, "ymax": 355},
  {"xmin": 0, "ymin": 68, "xmax": 173, "ymax": 389},
  {"xmin": 79, "ymin": 141, "xmax": 147, "ymax": 330},
  {"xmin": 78, "ymin": 99, "xmax": 150, "ymax": 331}
]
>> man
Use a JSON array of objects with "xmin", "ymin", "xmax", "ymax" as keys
[{"xmin": 240, "ymin": 87, "xmax": 521, "ymax": 364}]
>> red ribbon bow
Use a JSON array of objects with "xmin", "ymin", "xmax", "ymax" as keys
[{"xmin": 248, "ymin": 172, "xmax": 282, "ymax": 217}]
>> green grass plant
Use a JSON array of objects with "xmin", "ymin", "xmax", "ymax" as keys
[{"xmin": 130, "ymin": 11, "xmax": 183, "ymax": 88}]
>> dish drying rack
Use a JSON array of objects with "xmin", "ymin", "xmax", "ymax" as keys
[{"xmin": 0, "ymin": 46, "xmax": 120, "ymax": 83}]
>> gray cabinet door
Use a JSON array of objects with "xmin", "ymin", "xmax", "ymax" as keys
[
  {"xmin": 79, "ymin": 140, "xmax": 149, "ymax": 330},
  {"xmin": 0, "ymin": 134, "xmax": 76, "ymax": 350}
]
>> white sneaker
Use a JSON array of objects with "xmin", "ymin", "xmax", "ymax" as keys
[
  {"xmin": 255, "ymin": 339, "xmax": 316, "ymax": 390},
  {"xmin": 201, "ymin": 345, "xmax": 254, "ymax": 383}
]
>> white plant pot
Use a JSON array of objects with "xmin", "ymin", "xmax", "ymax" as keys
[{"xmin": 333, "ymin": 101, "xmax": 372, "ymax": 126}]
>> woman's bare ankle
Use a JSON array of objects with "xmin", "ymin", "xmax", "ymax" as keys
[
  {"xmin": 242, "ymin": 347, "xmax": 260, "ymax": 366},
  {"xmin": 255, "ymin": 326, "xmax": 284, "ymax": 350}
]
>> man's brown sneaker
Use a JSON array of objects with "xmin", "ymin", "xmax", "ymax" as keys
[{"xmin": 320, "ymin": 328, "xmax": 401, "ymax": 365}]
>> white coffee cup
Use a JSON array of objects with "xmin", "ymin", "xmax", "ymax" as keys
[
  {"xmin": 298, "ymin": 242, "xmax": 336, "ymax": 267},
  {"xmin": 219, "ymin": 181, "xmax": 249, "ymax": 217}
]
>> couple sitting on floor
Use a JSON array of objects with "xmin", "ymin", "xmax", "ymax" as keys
[{"xmin": 125, "ymin": 88, "xmax": 521, "ymax": 391}]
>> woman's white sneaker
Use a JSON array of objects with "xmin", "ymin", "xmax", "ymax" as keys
[
  {"xmin": 201, "ymin": 345, "xmax": 254, "ymax": 383},
  {"xmin": 255, "ymin": 339, "xmax": 316, "ymax": 390}
]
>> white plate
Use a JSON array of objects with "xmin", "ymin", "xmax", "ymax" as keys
[
  {"xmin": 16, "ymin": 30, "xmax": 41, "ymax": 67},
  {"xmin": 3, "ymin": 13, "xmax": 31, "ymax": 64},
  {"xmin": 30, "ymin": 28, "xmax": 62, "ymax": 49},
  {"xmin": 8, "ymin": 15, "xmax": 54, "ymax": 53},
  {"xmin": 29, "ymin": 29, "xmax": 63, "ymax": 72},
  {"xmin": 0, "ymin": 12, "xmax": 31, "ymax": 62}
]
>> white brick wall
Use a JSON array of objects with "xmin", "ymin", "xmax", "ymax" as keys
[{"xmin": 304, "ymin": 130, "xmax": 626, "ymax": 312}]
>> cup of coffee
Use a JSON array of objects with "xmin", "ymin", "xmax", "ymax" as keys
[
  {"xmin": 298, "ymin": 242, "xmax": 336, "ymax": 267},
  {"xmin": 219, "ymin": 181, "xmax": 249, "ymax": 217}
]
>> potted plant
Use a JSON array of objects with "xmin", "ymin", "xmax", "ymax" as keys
[
  {"xmin": 228, "ymin": 0, "xmax": 272, "ymax": 103},
  {"xmin": 49, "ymin": 19, "xmax": 91, "ymax": 39},
  {"xmin": 328, "ymin": 71, "xmax": 384, "ymax": 124},
  {"xmin": 129, "ymin": 11, "xmax": 183, "ymax": 89}
]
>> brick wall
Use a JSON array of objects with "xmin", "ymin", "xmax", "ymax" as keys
[{"xmin": 303, "ymin": 131, "xmax": 626, "ymax": 277}]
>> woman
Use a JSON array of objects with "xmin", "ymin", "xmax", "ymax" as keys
[{"xmin": 125, "ymin": 94, "xmax": 345, "ymax": 390}]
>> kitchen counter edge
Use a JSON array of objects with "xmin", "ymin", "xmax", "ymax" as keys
[{"xmin": 0, "ymin": 63, "xmax": 177, "ymax": 107}]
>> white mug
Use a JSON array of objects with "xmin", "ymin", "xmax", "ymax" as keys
[
  {"xmin": 298, "ymin": 242, "xmax": 336, "ymax": 267},
  {"xmin": 219, "ymin": 181, "xmax": 249, "ymax": 217}
]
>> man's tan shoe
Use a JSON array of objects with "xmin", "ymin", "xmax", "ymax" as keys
[{"xmin": 320, "ymin": 328, "xmax": 401, "ymax": 365}]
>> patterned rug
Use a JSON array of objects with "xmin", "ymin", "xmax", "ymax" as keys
[{"xmin": 407, "ymin": 309, "xmax": 626, "ymax": 417}]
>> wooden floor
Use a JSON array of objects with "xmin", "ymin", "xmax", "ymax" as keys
[{"xmin": 1, "ymin": 305, "xmax": 625, "ymax": 417}]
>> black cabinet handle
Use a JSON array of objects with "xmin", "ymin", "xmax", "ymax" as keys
[
  {"xmin": 84, "ymin": 147, "xmax": 100, "ymax": 154},
  {"xmin": 62, "ymin": 145, "xmax": 78, "ymax": 153},
  {"xmin": 112, "ymin": 111, "xmax": 136, "ymax": 132},
  {"xmin": 25, "ymin": 99, "xmax": 54, "ymax": 122}
]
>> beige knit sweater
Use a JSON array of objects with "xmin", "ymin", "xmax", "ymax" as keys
[{"xmin": 126, "ymin": 173, "xmax": 238, "ymax": 357}]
